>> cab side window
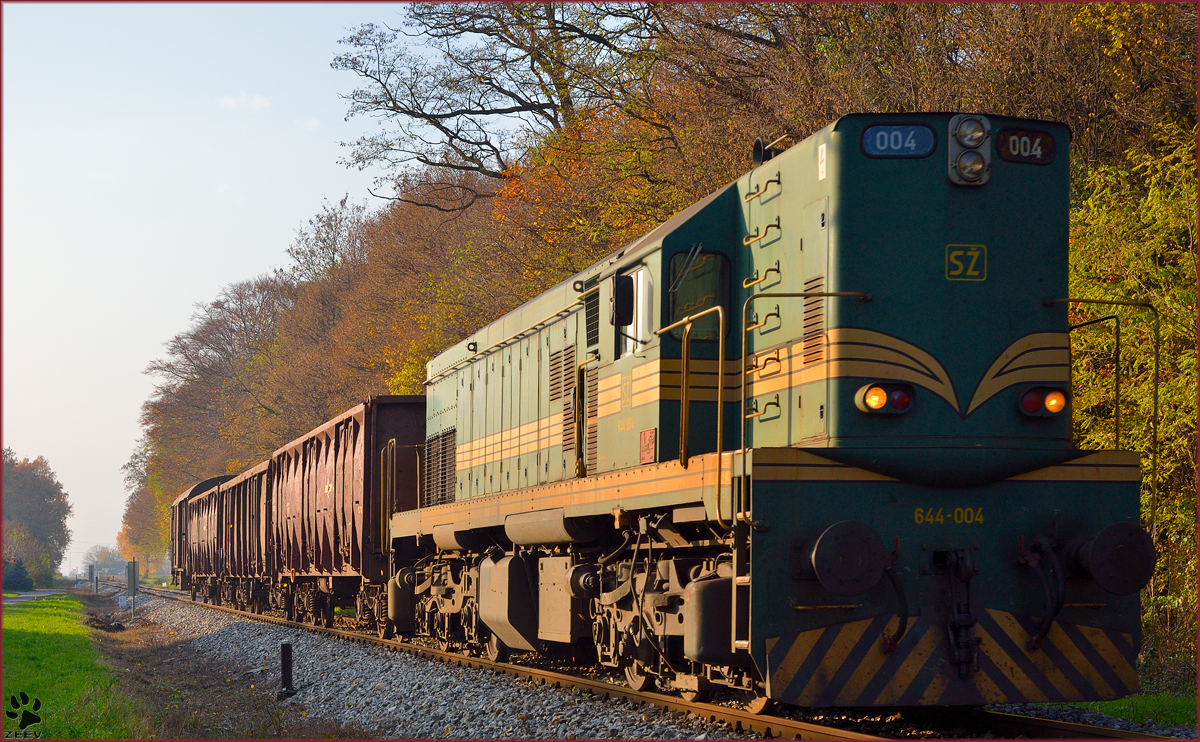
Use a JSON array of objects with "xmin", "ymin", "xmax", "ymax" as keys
[{"xmin": 618, "ymin": 266, "xmax": 652, "ymax": 357}]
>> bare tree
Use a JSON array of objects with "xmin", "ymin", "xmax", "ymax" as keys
[
  {"xmin": 286, "ymin": 194, "xmax": 370, "ymax": 283},
  {"xmin": 332, "ymin": 4, "xmax": 649, "ymax": 209}
]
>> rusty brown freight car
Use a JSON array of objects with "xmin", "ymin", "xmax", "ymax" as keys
[
  {"xmin": 218, "ymin": 460, "xmax": 273, "ymax": 611},
  {"xmin": 169, "ymin": 475, "xmax": 232, "ymax": 593},
  {"xmin": 272, "ymin": 395, "xmax": 424, "ymax": 631},
  {"xmin": 176, "ymin": 463, "xmax": 273, "ymax": 610}
]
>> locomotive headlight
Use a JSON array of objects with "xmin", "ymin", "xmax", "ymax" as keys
[
  {"xmin": 955, "ymin": 150, "xmax": 987, "ymax": 181},
  {"xmin": 864, "ymin": 386, "xmax": 888, "ymax": 410},
  {"xmin": 1044, "ymin": 390, "xmax": 1066, "ymax": 413},
  {"xmin": 955, "ymin": 117, "xmax": 987, "ymax": 148}
]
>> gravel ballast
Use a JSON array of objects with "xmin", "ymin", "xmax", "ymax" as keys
[{"xmin": 133, "ymin": 595, "xmax": 750, "ymax": 739}]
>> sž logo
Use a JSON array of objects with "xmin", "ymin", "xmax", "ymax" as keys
[{"xmin": 4, "ymin": 692, "xmax": 42, "ymax": 733}]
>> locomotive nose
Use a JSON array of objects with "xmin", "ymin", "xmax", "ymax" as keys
[{"xmin": 1073, "ymin": 521, "xmax": 1156, "ymax": 595}]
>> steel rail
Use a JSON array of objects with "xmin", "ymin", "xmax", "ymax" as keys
[{"xmin": 98, "ymin": 582, "xmax": 1177, "ymax": 741}]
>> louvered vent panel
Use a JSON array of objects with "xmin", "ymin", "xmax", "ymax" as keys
[
  {"xmin": 585, "ymin": 368, "xmax": 599, "ymax": 474},
  {"xmin": 803, "ymin": 276, "xmax": 826, "ymax": 365},
  {"xmin": 561, "ymin": 344, "xmax": 576, "ymax": 453},
  {"xmin": 549, "ymin": 349, "xmax": 564, "ymax": 401}
]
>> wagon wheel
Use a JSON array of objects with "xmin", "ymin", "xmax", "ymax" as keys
[
  {"xmin": 746, "ymin": 695, "xmax": 774, "ymax": 715},
  {"xmin": 624, "ymin": 661, "xmax": 655, "ymax": 692},
  {"xmin": 486, "ymin": 633, "xmax": 510, "ymax": 663}
]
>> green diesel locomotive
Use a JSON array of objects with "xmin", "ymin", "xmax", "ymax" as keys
[{"xmin": 386, "ymin": 112, "xmax": 1155, "ymax": 708}]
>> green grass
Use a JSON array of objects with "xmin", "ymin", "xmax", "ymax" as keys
[
  {"xmin": 2, "ymin": 594, "xmax": 146, "ymax": 738},
  {"xmin": 2, "ymin": 593, "xmax": 17, "ymax": 598},
  {"xmin": 1047, "ymin": 693, "xmax": 1197, "ymax": 730}
]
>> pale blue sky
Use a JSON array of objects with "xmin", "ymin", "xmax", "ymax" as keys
[{"xmin": 3, "ymin": 3, "xmax": 409, "ymax": 570}]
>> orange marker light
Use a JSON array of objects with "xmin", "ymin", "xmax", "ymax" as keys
[
  {"xmin": 1044, "ymin": 390, "xmax": 1066, "ymax": 413},
  {"xmin": 864, "ymin": 387, "xmax": 888, "ymax": 410}
]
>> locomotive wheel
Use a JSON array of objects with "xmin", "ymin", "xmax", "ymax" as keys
[
  {"xmin": 680, "ymin": 689, "xmax": 710, "ymax": 704},
  {"xmin": 486, "ymin": 633, "xmax": 509, "ymax": 663},
  {"xmin": 746, "ymin": 696, "xmax": 774, "ymax": 715},
  {"xmin": 374, "ymin": 595, "xmax": 393, "ymax": 639},
  {"xmin": 377, "ymin": 618, "xmax": 395, "ymax": 640},
  {"xmin": 624, "ymin": 661, "xmax": 655, "ymax": 692}
]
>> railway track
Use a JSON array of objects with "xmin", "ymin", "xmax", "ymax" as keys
[{"xmin": 93, "ymin": 580, "xmax": 1174, "ymax": 740}]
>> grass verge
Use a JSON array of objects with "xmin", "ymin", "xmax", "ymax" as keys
[
  {"xmin": 1044, "ymin": 693, "xmax": 1197, "ymax": 730},
  {"xmin": 1078, "ymin": 693, "xmax": 1196, "ymax": 730},
  {"xmin": 2, "ymin": 594, "xmax": 149, "ymax": 738}
]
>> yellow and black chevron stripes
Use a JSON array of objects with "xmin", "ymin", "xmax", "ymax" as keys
[
  {"xmin": 765, "ymin": 609, "xmax": 1136, "ymax": 706},
  {"xmin": 826, "ymin": 327, "xmax": 960, "ymax": 413},
  {"xmin": 966, "ymin": 332, "xmax": 1070, "ymax": 415}
]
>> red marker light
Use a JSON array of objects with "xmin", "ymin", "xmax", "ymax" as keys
[
  {"xmin": 889, "ymin": 388, "xmax": 912, "ymax": 411},
  {"xmin": 1021, "ymin": 389, "xmax": 1044, "ymax": 414}
]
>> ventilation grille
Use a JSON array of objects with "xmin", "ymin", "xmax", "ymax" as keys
[
  {"xmin": 422, "ymin": 428, "xmax": 456, "ymax": 507},
  {"xmin": 803, "ymin": 275, "xmax": 826, "ymax": 365},
  {"xmin": 585, "ymin": 368, "xmax": 599, "ymax": 474},
  {"xmin": 584, "ymin": 277, "xmax": 600, "ymax": 347},
  {"xmin": 549, "ymin": 349, "xmax": 564, "ymax": 401},
  {"xmin": 560, "ymin": 345, "xmax": 577, "ymax": 453}
]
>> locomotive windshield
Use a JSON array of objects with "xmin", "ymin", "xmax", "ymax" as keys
[{"xmin": 667, "ymin": 250, "xmax": 728, "ymax": 340}]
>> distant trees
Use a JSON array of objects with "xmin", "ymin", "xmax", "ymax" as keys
[
  {"xmin": 2, "ymin": 448, "xmax": 73, "ymax": 586},
  {"xmin": 83, "ymin": 545, "xmax": 125, "ymax": 576}
]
